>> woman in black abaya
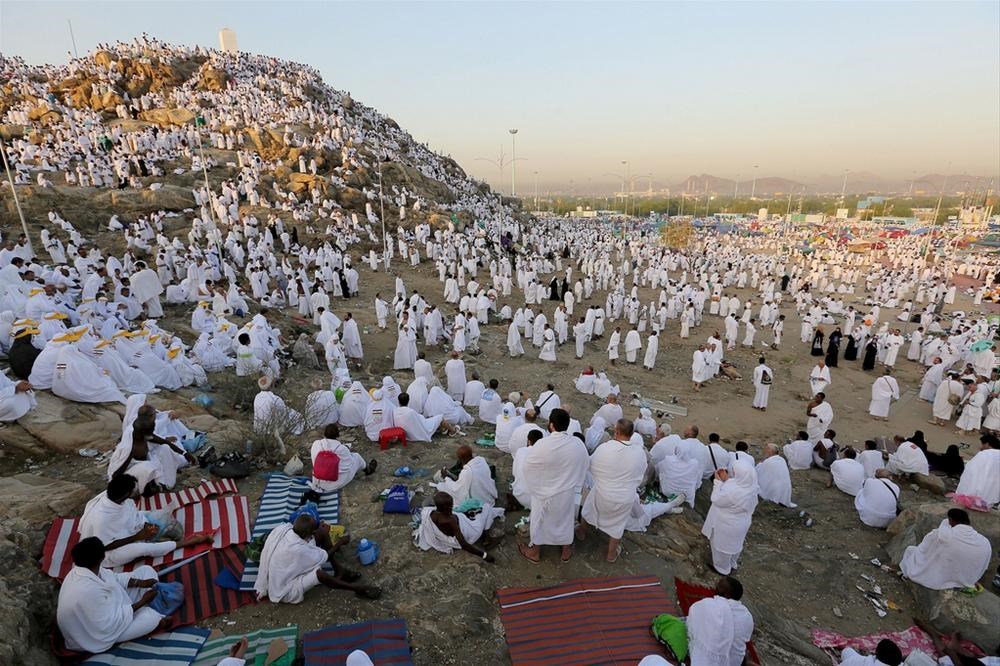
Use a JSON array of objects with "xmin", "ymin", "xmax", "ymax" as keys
[
  {"xmin": 810, "ymin": 328, "xmax": 825, "ymax": 356},
  {"xmin": 862, "ymin": 337, "xmax": 878, "ymax": 371}
]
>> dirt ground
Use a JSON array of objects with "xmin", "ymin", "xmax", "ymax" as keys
[{"xmin": 3, "ymin": 232, "xmax": 988, "ymax": 665}]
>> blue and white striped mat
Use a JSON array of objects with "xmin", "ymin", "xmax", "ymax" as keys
[{"xmin": 83, "ymin": 627, "xmax": 210, "ymax": 666}]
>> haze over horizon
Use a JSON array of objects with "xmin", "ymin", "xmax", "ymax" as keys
[{"xmin": 3, "ymin": 1, "xmax": 998, "ymax": 194}]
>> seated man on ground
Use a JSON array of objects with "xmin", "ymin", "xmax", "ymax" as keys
[
  {"xmin": 854, "ymin": 470, "xmax": 900, "ymax": 530},
  {"xmin": 307, "ymin": 424, "xmax": 377, "ymax": 495},
  {"xmin": 885, "ymin": 435, "xmax": 930, "ymax": 477},
  {"xmin": 0, "ymin": 370, "xmax": 35, "ymax": 422},
  {"xmin": 57, "ymin": 537, "xmax": 174, "ymax": 653},
  {"xmin": 686, "ymin": 576, "xmax": 754, "ymax": 666},
  {"xmin": 955, "ymin": 434, "xmax": 1000, "ymax": 506},
  {"xmin": 756, "ymin": 443, "xmax": 796, "ymax": 508},
  {"xmin": 828, "ymin": 447, "xmax": 865, "ymax": 496},
  {"xmin": 899, "ymin": 508, "xmax": 992, "ymax": 590},
  {"xmin": 79, "ymin": 474, "xmax": 213, "ymax": 567},
  {"xmin": 392, "ymin": 392, "xmax": 462, "ymax": 442},
  {"xmin": 433, "ymin": 445, "xmax": 498, "ymax": 506},
  {"xmin": 254, "ymin": 510, "xmax": 380, "ymax": 602},
  {"xmin": 478, "ymin": 378, "xmax": 502, "ymax": 424},
  {"xmin": 413, "ymin": 491, "xmax": 503, "ymax": 559},
  {"xmin": 108, "ymin": 399, "xmax": 197, "ymax": 495},
  {"xmin": 783, "ymin": 431, "xmax": 814, "ymax": 471}
]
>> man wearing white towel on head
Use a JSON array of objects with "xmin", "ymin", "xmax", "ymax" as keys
[
  {"xmin": 623, "ymin": 328, "xmax": 641, "ymax": 364},
  {"xmin": 578, "ymin": 418, "xmax": 647, "ymax": 563},
  {"xmin": 755, "ymin": 443, "xmax": 795, "ymax": 508},
  {"xmin": 433, "ymin": 445, "xmax": 497, "ymax": 506},
  {"xmin": 253, "ymin": 376, "xmax": 304, "ymax": 436}
]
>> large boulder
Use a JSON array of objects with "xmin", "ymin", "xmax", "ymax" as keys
[
  {"xmin": 196, "ymin": 66, "xmax": 229, "ymax": 92},
  {"xmin": 139, "ymin": 107, "xmax": 196, "ymax": 126},
  {"xmin": 0, "ymin": 474, "xmax": 91, "ymax": 524},
  {"xmin": 16, "ymin": 392, "xmax": 125, "ymax": 453}
]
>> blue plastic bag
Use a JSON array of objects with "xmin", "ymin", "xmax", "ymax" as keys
[
  {"xmin": 148, "ymin": 581, "xmax": 185, "ymax": 616},
  {"xmin": 382, "ymin": 484, "xmax": 411, "ymax": 514}
]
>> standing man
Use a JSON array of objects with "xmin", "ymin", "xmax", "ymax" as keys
[
  {"xmin": 577, "ymin": 418, "xmax": 647, "ymax": 563},
  {"xmin": 868, "ymin": 368, "xmax": 900, "ymax": 422},
  {"xmin": 516, "ymin": 409, "xmax": 590, "ymax": 564},
  {"xmin": 752, "ymin": 357, "xmax": 772, "ymax": 411}
]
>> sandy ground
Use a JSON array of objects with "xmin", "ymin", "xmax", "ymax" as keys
[{"xmin": 3, "ymin": 234, "xmax": 990, "ymax": 665}]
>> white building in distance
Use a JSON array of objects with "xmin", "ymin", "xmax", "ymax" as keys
[{"xmin": 219, "ymin": 28, "xmax": 238, "ymax": 54}]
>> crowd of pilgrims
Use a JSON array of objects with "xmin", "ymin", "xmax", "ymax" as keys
[{"xmin": 2, "ymin": 37, "xmax": 999, "ymax": 666}]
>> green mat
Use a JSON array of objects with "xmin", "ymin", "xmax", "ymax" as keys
[{"xmin": 192, "ymin": 626, "xmax": 298, "ymax": 666}]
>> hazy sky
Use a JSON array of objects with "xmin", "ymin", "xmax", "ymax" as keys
[{"xmin": 2, "ymin": 1, "xmax": 998, "ymax": 192}]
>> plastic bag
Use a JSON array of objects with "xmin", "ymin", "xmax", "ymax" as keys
[
  {"xmin": 283, "ymin": 454, "xmax": 304, "ymax": 476},
  {"xmin": 383, "ymin": 484, "xmax": 411, "ymax": 514},
  {"xmin": 148, "ymin": 581, "xmax": 185, "ymax": 616}
]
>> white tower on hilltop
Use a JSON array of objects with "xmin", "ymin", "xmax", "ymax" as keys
[{"xmin": 219, "ymin": 28, "xmax": 238, "ymax": 54}]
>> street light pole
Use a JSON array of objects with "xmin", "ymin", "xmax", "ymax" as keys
[
  {"xmin": 750, "ymin": 164, "xmax": 759, "ymax": 200},
  {"xmin": 533, "ymin": 171, "xmax": 539, "ymax": 212},
  {"xmin": 840, "ymin": 168, "xmax": 850, "ymax": 208},
  {"xmin": 0, "ymin": 141, "xmax": 33, "ymax": 255},
  {"xmin": 509, "ymin": 129, "xmax": 518, "ymax": 198}
]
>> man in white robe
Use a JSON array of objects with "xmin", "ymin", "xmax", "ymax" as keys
[
  {"xmin": 623, "ymin": 328, "xmax": 641, "ymax": 364},
  {"xmin": 692, "ymin": 344, "xmax": 710, "ymax": 391},
  {"xmin": 898, "ymin": 508, "xmax": 992, "ymax": 590},
  {"xmin": 535, "ymin": 384, "xmax": 561, "ymax": 420},
  {"xmin": 392, "ymin": 392, "xmax": 457, "ymax": 442},
  {"xmin": 254, "ymin": 513, "xmax": 380, "ymax": 603},
  {"xmin": 363, "ymin": 389, "xmax": 392, "ymax": 442},
  {"xmin": 444, "ymin": 351, "xmax": 467, "ymax": 400},
  {"xmin": 516, "ymin": 408, "xmax": 590, "ymax": 563},
  {"xmin": 592, "ymin": 393, "xmax": 624, "ymax": 427},
  {"xmin": 308, "ymin": 424, "xmax": 376, "ymax": 493},
  {"xmin": 79, "ymin": 474, "xmax": 212, "ymax": 567},
  {"xmin": 57, "ymin": 537, "xmax": 168, "ymax": 653},
  {"xmin": 478, "ymin": 379, "xmax": 502, "ymax": 424},
  {"xmin": 253, "ymin": 376, "xmax": 304, "ymax": 436},
  {"xmin": 755, "ymin": 443, "xmax": 795, "ymax": 507},
  {"xmin": 809, "ymin": 361, "xmax": 831, "ymax": 396},
  {"xmin": 854, "ymin": 470, "xmax": 899, "ymax": 529},
  {"xmin": 578, "ymin": 418, "xmax": 647, "ymax": 562},
  {"xmin": 806, "ymin": 393, "xmax": 834, "ymax": 443},
  {"xmin": 955, "ymin": 437, "xmax": 1000, "ymax": 505},
  {"xmin": 129, "ymin": 262, "xmax": 164, "ymax": 318},
  {"xmin": 702, "ymin": 461, "xmax": 758, "ymax": 575},
  {"xmin": 885, "ymin": 438, "xmax": 929, "ymax": 476},
  {"xmin": 829, "ymin": 448, "xmax": 865, "ymax": 496},
  {"xmin": 751, "ymin": 357, "xmax": 772, "ymax": 411},
  {"xmin": 783, "ymin": 431, "xmax": 814, "ymax": 470},
  {"xmin": 868, "ymin": 369, "xmax": 900, "ymax": 420},
  {"xmin": 413, "ymin": 491, "xmax": 502, "ymax": 560},
  {"xmin": 686, "ymin": 576, "xmax": 754, "ymax": 666},
  {"xmin": 341, "ymin": 313, "xmax": 363, "ymax": 364},
  {"xmin": 433, "ymin": 446, "xmax": 497, "ymax": 506},
  {"xmin": 0, "ymin": 370, "xmax": 35, "ymax": 421},
  {"xmin": 930, "ymin": 373, "xmax": 964, "ymax": 425},
  {"xmin": 918, "ymin": 358, "xmax": 945, "ymax": 401},
  {"xmin": 463, "ymin": 373, "xmax": 485, "ymax": 408}
]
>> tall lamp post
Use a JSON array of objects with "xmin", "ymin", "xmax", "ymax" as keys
[
  {"xmin": 621, "ymin": 160, "xmax": 630, "ymax": 216},
  {"xmin": 750, "ymin": 164, "xmax": 759, "ymax": 200},
  {"xmin": 0, "ymin": 140, "xmax": 33, "ymax": 255},
  {"xmin": 532, "ymin": 170, "xmax": 539, "ymax": 212},
  {"xmin": 509, "ymin": 129, "xmax": 519, "ymax": 198}
]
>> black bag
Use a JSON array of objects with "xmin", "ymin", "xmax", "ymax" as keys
[
  {"xmin": 210, "ymin": 452, "xmax": 251, "ymax": 479},
  {"xmin": 881, "ymin": 479, "xmax": 902, "ymax": 516}
]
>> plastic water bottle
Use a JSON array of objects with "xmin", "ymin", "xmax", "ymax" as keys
[
  {"xmin": 244, "ymin": 439, "xmax": 253, "ymax": 456},
  {"xmin": 357, "ymin": 538, "xmax": 379, "ymax": 566}
]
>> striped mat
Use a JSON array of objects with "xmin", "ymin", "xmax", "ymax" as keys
[
  {"xmin": 303, "ymin": 619, "xmax": 412, "ymax": 665},
  {"xmin": 497, "ymin": 575, "xmax": 677, "ymax": 666},
  {"xmin": 162, "ymin": 546, "xmax": 256, "ymax": 629},
  {"xmin": 42, "ymin": 495, "xmax": 252, "ymax": 580},
  {"xmin": 82, "ymin": 626, "xmax": 210, "ymax": 665},
  {"xmin": 191, "ymin": 625, "xmax": 298, "ymax": 666},
  {"xmin": 238, "ymin": 474, "xmax": 340, "ymax": 592},
  {"xmin": 137, "ymin": 478, "xmax": 240, "ymax": 512}
]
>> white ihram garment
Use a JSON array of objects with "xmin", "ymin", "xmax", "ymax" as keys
[
  {"xmin": 581, "ymin": 439, "xmax": 647, "ymax": 539},
  {"xmin": 519, "ymin": 431, "xmax": 590, "ymax": 546}
]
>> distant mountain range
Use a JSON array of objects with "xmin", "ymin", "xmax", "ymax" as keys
[{"xmin": 668, "ymin": 172, "xmax": 997, "ymax": 197}]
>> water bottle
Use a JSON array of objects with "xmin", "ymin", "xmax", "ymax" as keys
[
  {"xmin": 244, "ymin": 439, "xmax": 252, "ymax": 456},
  {"xmin": 357, "ymin": 538, "xmax": 379, "ymax": 566}
]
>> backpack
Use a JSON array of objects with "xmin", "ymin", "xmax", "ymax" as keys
[
  {"xmin": 313, "ymin": 450, "xmax": 341, "ymax": 482},
  {"xmin": 761, "ymin": 369, "xmax": 772, "ymax": 385},
  {"xmin": 651, "ymin": 614, "xmax": 688, "ymax": 662}
]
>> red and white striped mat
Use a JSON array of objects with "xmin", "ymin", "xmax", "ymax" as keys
[
  {"xmin": 135, "ymin": 478, "xmax": 239, "ymax": 512},
  {"xmin": 41, "ymin": 495, "xmax": 251, "ymax": 580}
]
